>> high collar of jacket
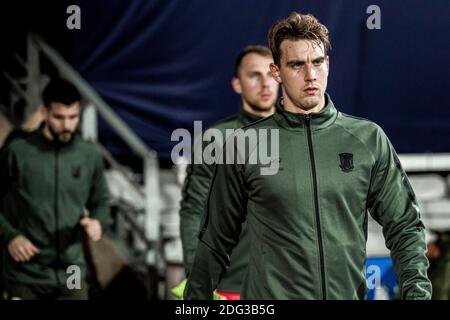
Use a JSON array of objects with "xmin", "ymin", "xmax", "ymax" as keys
[
  {"xmin": 273, "ymin": 93, "xmax": 338, "ymax": 131},
  {"xmin": 237, "ymin": 105, "xmax": 265, "ymax": 126}
]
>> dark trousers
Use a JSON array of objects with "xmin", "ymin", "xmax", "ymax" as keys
[{"xmin": 3, "ymin": 279, "xmax": 89, "ymax": 300}]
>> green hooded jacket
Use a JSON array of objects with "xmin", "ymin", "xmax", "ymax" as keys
[
  {"xmin": 180, "ymin": 106, "xmax": 263, "ymax": 293},
  {"xmin": 0, "ymin": 129, "xmax": 110, "ymax": 286},
  {"xmin": 185, "ymin": 94, "xmax": 432, "ymax": 300}
]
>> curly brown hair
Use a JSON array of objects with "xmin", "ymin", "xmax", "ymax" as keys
[{"xmin": 268, "ymin": 12, "xmax": 331, "ymax": 66}]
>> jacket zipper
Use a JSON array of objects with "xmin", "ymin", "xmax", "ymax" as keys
[
  {"xmin": 305, "ymin": 115, "xmax": 327, "ymax": 300},
  {"xmin": 54, "ymin": 147, "xmax": 61, "ymax": 285}
]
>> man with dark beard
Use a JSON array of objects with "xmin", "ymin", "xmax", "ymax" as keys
[{"xmin": 0, "ymin": 78, "xmax": 110, "ymax": 299}]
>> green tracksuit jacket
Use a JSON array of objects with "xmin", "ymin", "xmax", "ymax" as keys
[
  {"xmin": 185, "ymin": 94, "xmax": 432, "ymax": 300},
  {"xmin": 180, "ymin": 107, "xmax": 262, "ymax": 292},
  {"xmin": 0, "ymin": 129, "xmax": 110, "ymax": 286}
]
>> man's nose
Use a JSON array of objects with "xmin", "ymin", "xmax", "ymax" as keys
[
  {"xmin": 261, "ymin": 75, "xmax": 270, "ymax": 88},
  {"xmin": 62, "ymin": 119, "xmax": 71, "ymax": 129},
  {"xmin": 304, "ymin": 64, "xmax": 317, "ymax": 82}
]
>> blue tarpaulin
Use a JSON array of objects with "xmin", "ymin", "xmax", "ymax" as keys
[
  {"xmin": 366, "ymin": 256, "xmax": 398, "ymax": 300},
  {"xmin": 70, "ymin": 0, "xmax": 450, "ymax": 158}
]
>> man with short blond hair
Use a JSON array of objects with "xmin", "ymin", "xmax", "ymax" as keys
[{"xmin": 179, "ymin": 45, "xmax": 279, "ymax": 299}]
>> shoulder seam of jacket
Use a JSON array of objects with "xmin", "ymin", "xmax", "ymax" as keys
[
  {"xmin": 334, "ymin": 116, "xmax": 377, "ymax": 164},
  {"xmin": 339, "ymin": 112, "xmax": 373, "ymax": 123}
]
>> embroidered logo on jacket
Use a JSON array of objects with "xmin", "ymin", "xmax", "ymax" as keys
[
  {"xmin": 72, "ymin": 165, "xmax": 81, "ymax": 179},
  {"xmin": 339, "ymin": 153, "xmax": 354, "ymax": 172}
]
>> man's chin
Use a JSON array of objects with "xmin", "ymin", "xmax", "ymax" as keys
[
  {"xmin": 58, "ymin": 134, "xmax": 73, "ymax": 143},
  {"xmin": 253, "ymin": 101, "xmax": 276, "ymax": 111},
  {"xmin": 299, "ymin": 97, "xmax": 321, "ymax": 110}
]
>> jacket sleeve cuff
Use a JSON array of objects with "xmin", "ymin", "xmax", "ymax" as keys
[
  {"xmin": 403, "ymin": 283, "xmax": 432, "ymax": 300},
  {"xmin": 0, "ymin": 226, "xmax": 20, "ymax": 246}
]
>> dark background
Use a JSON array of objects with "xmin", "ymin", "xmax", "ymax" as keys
[{"xmin": 1, "ymin": 0, "xmax": 449, "ymax": 159}]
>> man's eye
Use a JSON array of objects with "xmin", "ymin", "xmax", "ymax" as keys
[{"xmin": 313, "ymin": 60, "xmax": 324, "ymax": 66}]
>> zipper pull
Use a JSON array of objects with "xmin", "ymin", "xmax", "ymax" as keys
[{"xmin": 304, "ymin": 114, "xmax": 311, "ymax": 127}]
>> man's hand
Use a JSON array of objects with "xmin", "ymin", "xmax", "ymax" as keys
[
  {"xmin": 7, "ymin": 235, "xmax": 40, "ymax": 263},
  {"xmin": 80, "ymin": 217, "xmax": 102, "ymax": 242}
]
